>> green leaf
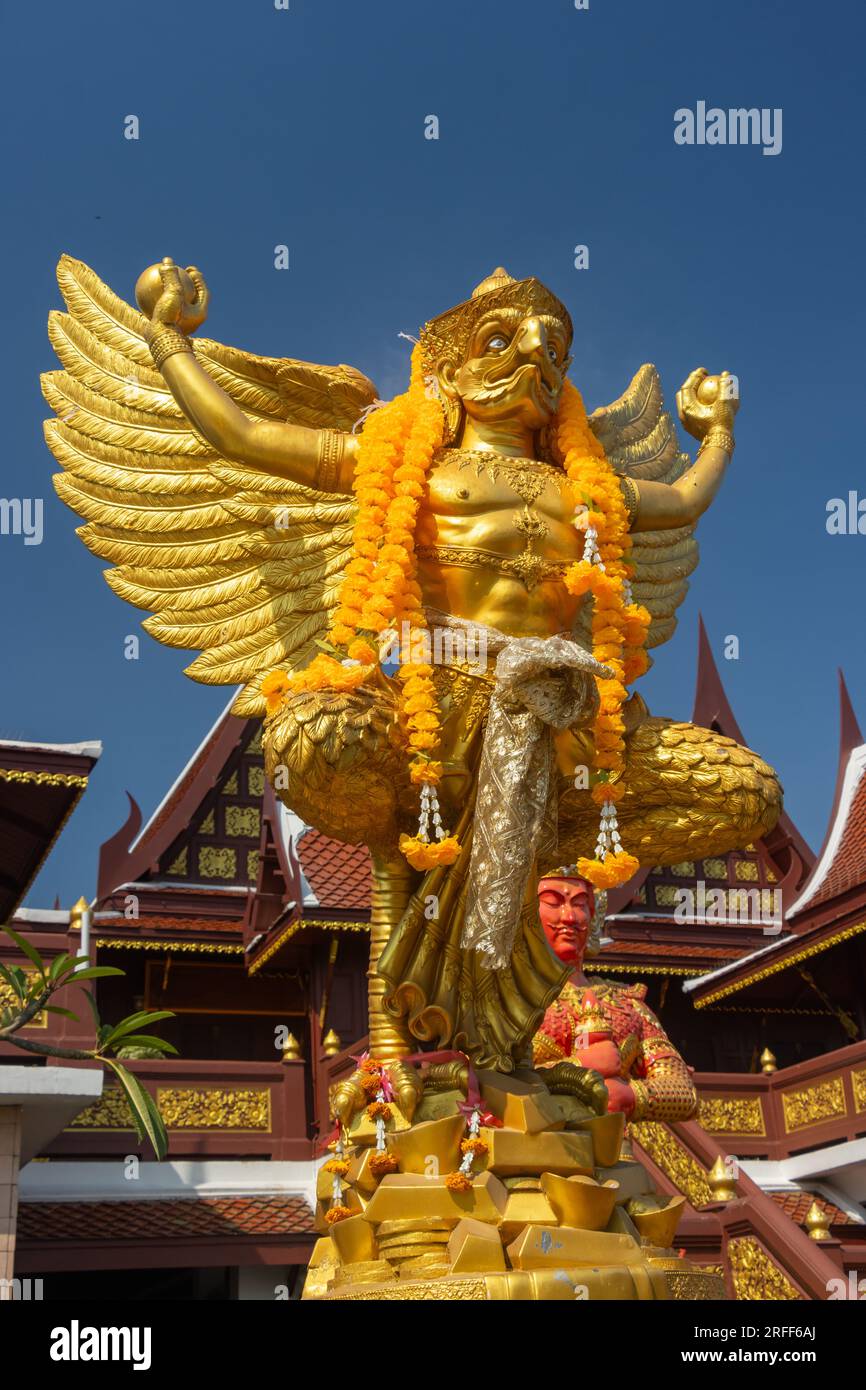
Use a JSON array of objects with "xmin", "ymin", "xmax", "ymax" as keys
[
  {"xmin": 103, "ymin": 1060, "xmax": 167, "ymax": 1160},
  {"xmin": 6, "ymin": 966, "xmax": 30, "ymax": 1002},
  {"xmin": 0, "ymin": 963, "xmax": 18, "ymax": 993},
  {"xmin": 140, "ymin": 1088, "xmax": 169, "ymax": 1159},
  {"xmin": 1, "ymin": 926, "xmax": 47, "ymax": 982},
  {"xmin": 48, "ymin": 953, "xmax": 73, "ymax": 982},
  {"xmin": 43, "ymin": 1006, "xmax": 79, "ymax": 1021},
  {"xmin": 68, "ymin": 967, "xmax": 125, "ymax": 982},
  {"xmin": 99, "ymin": 1011, "xmax": 175, "ymax": 1051},
  {"xmin": 110, "ymin": 1034, "xmax": 178, "ymax": 1055}
]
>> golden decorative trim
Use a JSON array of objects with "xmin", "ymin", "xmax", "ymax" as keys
[
  {"xmin": 852, "ymin": 1068, "xmax": 866, "ymax": 1113},
  {"xmin": 726, "ymin": 1236, "xmax": 801, "ymax": 1301},
  {"xmin": 0, "ymin": 768, "xmax": 88, "ymax": 787},
  {"xmin": 706, "ymin": 1004, "xmax": 832, "ymax": 1015},
  {"xmin": 156, "ymin": 1086, "xmax": 271, "ymax": 1131},
  {"xmin": 95, "ymin": 937, "xmax": 244, "ymax": 955},
  {"xmin": 248, "ymin": 916, "xmax": 369, "ymax": 975},
  {"xmin": 69, "ymin": 1083, "xmax": 272, "ymax": 1132},
  {"xmin": 695, "ymin": 919, "xmax": 866, "ymax": 1007},
  {"xmin": 69, "ymin": 1086, "xmax": 137, "ymax": 1130},
  {"xmin": 631, "ymin": 1120, "xmax": 713, "ymax": 1206},
  {"xmin": 782, "ymin": 1077, "xmax": 846, "ymax": 1132},
  {"xmin": 585, "ymin": 962, "xmax": 706, "ymax": 977},
  {"xmin": 698, "ymin": 1096, "xmax": 766, "ymax": 1137}
]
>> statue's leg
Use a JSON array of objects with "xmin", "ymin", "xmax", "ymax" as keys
[
  {"xmin": 556, "ymin": 715, "xmax": 782, "ymax": 863},
  {"xmin": 368, "ymin": 853, "xmax": 419, "ymax": 1061}
]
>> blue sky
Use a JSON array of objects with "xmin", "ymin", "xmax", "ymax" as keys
[{"xmin": 2, "ymin": 0, "xmax": 864, "ymax": 905}]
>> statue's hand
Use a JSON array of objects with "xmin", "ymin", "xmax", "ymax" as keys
[
  {"xmin": 676, "ymin": 368, "xmax": 739, "ymax": 441},
  {"xmin": 602, "ymin": 1077, "xmax": 636, "ymax": 1116},
  {"xmin": 575, "ymin": 1039, "xmax": 621, "ymax": 1078},
  {"xmin": 137, "ymin": 257, "xmax": 210, "ymax": 338}
]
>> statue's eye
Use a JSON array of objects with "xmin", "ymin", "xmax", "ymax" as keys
[
  {"xmin": 487, "ymin": 334, "xmax": 508, "ymax": 352},
  {"xmin": 548, "ymin": 345, "xmax": 560, "ymax": 363}
]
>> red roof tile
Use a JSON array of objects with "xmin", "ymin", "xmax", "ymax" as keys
[
  {"xmin": 768, "ymin": 1190, "xmax": 859, "ymax": 1228},
  {"xmin": 601, "ymin": 941, "xmax": 743, "ymax": 961},
  {"xmin": 18, "ymin": 1196, "xmax": 315, "ymax": 1242},
  {"xmin": 298, "ymin": 830, "xmax": 371, "ymax": 912},
  {"xmin": 805, "ymin": 766, "xmax": 866, "ymax": 910}
]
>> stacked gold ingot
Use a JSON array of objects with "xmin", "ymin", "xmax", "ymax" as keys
[
  {"xmin": 376, "ymin": 1219, "xmax": 452, "ymax": 1278},
  {"xmin": 303, "ymin": 1069, "xmax": 725, "ymax": 1302}
]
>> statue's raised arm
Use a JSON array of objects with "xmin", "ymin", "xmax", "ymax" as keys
[
  {"xmin": 139, "ymin": 257, "xmax": 362, "ymax": 494},
  {"xmin": 42, "ymin": 255, "xmax": 378, "ymax": 715},
  {"xmin": 620, "ymin": 366, "xmax": 738, "ymax": 532}
]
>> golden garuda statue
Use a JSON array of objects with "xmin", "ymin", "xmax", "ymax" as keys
[{"xmin": 43, "ymin": 256, "xmax": 781, "ymax": 1078}]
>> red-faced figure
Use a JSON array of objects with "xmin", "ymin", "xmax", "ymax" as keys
[
  {"xmin": 537, "ymin": 875, "xmax": 595, "ymax": 968},
  {"xmin": 536, "ymin": 874, "xmax": 635, "ymax": 1113}
]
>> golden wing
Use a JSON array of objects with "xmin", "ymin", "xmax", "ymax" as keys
[
  {"xmin": 42, "ymin": 255, "xmax": 378, "ymax": 716},
  {"xmin": 589, "ymin": 363, "xmax": 699, "ymax": 655}
]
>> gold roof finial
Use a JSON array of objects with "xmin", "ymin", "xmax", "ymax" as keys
[
  {"xmin": 708, "ymin": 1155, "xmax": 738, "ymax": 1202},
  {"xmin": 69, "ymin": 896, "xmax": 89, "ymax": 931},
  {"xmin": 805, "ymin": 1200, "xmax": 832, "ymax": 1241},
  {"xmin": 760, "ymin": 1047, "xmax": 778, "ymax": 1074},
  {"xmin": 471, "ymin": 267, "xmax": 516, "ymax": 298}
]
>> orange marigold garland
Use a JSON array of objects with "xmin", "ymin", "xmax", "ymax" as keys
[
  {"xmin": 556, "ymin": 379, "xmax": 651, "ymax": 890},
  {"xmin": 260, "ymin": 345, "xmax": 458, "ymax": 872},
  {"xmin": 324, "ymin": 1127, "xmax": 352, "ymax": 1224}
]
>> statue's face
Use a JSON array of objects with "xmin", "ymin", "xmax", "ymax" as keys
[
  {"xmin": 438, "ymin": 309, "xmax": 571, "ymax": 431},
  {"xmin": 538, "ymin": 876, "xmax": 594, "ymax": 965}
]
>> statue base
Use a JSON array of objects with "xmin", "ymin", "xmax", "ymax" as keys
[{"xmin": 303, "ymin": 1069, "xmax": 726, "ymax": 1302}]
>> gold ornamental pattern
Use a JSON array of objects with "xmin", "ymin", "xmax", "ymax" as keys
[
  {"xmin": 0, "ymin": 973, "xmax": 47, "ymax": 1027},
  {"xmin": 69, "ymin": 1084, "xmax": 272, "ymax": 1131},
  {"xmin": 698, "ymin": 1096, "xmax": 766, "ymax": 1136},
  {"xmin": 157, "ymin": 1086, "xmax": 271, "ymax": 1130},
  {"xmin": 225, "ymin": 804, "xmax": 261, "ymax": 838},
  {"xmin": 631, "ymin": 1121, "xmax": 714, "ymax": 1207},
  {"xmin": 726, "ymin": 1237, "xmax": 801, "ymax": 1301},
  {"xmin": 781, "ymin": 1077, "xmax": 845, "ymax": 1132},
  {"xmin": 852, "ymin": 1068, "xmax": 866, "ymax": 1113}
]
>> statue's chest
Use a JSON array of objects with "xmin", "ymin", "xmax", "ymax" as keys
[{"xmin": 425, "ymin": 453, "xmax": 571, "ymax": 529}]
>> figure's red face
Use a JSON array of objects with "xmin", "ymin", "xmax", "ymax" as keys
[{"xmin": 538, "ymin": 876, "xmax": 595, "ymax": 965}]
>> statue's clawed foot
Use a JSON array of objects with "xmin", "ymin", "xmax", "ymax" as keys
[{"xmin": 541, "ymin": 1061, "xmax": 610, "ymax": 1116}]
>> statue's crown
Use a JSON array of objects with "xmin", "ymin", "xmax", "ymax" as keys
[{"xmin": 420, "ymin": 266, "xmax": 572, "ymax": 370}]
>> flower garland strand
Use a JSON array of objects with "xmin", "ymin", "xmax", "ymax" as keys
[
  {"xmin": 323, "ymin": 1128, "xmax": 353, "ymax": 1225},
  {"xmin": 555, "ymin": 379, "xmax": 651, "ymax": 890},
  {"xmin": 445, "ymin": 1102, "xmax": 490, "ymax": 1193},
  {"xmin": 260, "ymin": 346, "xmax": 459, "ymax": 872}
]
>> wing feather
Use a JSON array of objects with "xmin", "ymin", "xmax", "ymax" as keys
[
  {"xmin": 43, "ymin": 257, "xmax": 372, "ymax": 715},
  {"xmin": 590, "ymin": 364, "xmax": 698, "ymax": 654}
]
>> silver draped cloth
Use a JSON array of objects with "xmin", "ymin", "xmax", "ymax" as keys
[
  {"xmin": 377, "ymin": 622, "xmax": 610, "ymax": 1070},
  {"xmin": 461, "ymin": 634, "xmax": 609, "ymax": 968}
]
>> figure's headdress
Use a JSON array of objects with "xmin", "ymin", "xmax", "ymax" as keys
[{"xmin": 419, "ymin": 266, "xmax": 573, "ymax": 376}]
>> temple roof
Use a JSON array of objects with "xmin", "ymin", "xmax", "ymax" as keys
[
  {"xmin": 0, "ymin": 737, "xmax": 100, "ymax": 920},
  {"xmin": 600, "ymin": 619, "xmax": 812, "ymax": 978},
  {"xmin": 683, "ymin": 671, "xmax": 866, "ymax": 1006},
  {"xmin": 297, "ymin": 830, "xmax": 371, "ymax": 913},
  {"xmin": 787, "ymin": 672, "xmax": 866, "ymax": 918}
]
